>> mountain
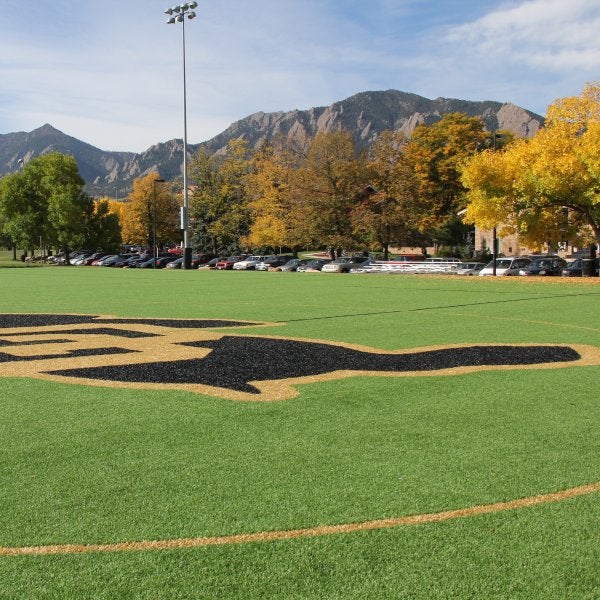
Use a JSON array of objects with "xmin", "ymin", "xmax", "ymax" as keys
[
  {"xmin": 202, "ymin": 90, "xmax": 542, "ymax": 155},
  {"xmin": 0, "ymin": 90, "xmax": 543, "ymax": 197},
  {"xmin": 0, "ymin": 124, "xmax": 135, "ymax": 195}
]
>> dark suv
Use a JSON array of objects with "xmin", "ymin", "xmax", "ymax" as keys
[{"xmin": 519, "ymin": 256, "xmax": 568, "ymax": 276}]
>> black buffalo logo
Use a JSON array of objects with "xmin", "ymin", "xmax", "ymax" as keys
[{"xmin": 0, "ymin": 314, "xmax": 596, "ymax": 401}]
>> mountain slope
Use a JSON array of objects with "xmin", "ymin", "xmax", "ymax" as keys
[
  {"xmin": 0, "ymin": 90, "xmax": 543, "ymax": 197},
  {"xmin": 202, "ymin": 90, "xmax": 542, "ymax": 155}
]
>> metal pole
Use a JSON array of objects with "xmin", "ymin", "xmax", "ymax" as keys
[
  {"xmin": 153, "ymin": 183, "xmax": 158, "ymax": 269},
  {"xmin": 492, "ymin": 131, "xmax": 498, "ymax": 275},
  {"xmin": 492, "ymin": 227, "xmax": 497, "ymax": 276},
  {"xmin": 153, "ymin": 179, "xmax": 165, "ymax": 269},
  {"xmin": 164, "ymin": 3, "xmax": 196, "ymax": 270},
  {"xmin": 181, "ymin": 14, "xmax": 192, "ymax": 270}
]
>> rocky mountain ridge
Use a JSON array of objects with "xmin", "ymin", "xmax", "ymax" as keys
[{"xmin": 0, "ymin": 90, "xmax": 543, "ymax": 197}]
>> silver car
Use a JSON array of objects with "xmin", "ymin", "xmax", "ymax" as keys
[
  {"xmin": 321, "ymin": 256, "xmax": 370, "ymax": 273},
  {"xmin": 479, "ymin": 257, "xmax": 531, "ymax": 276},
  {"xmin": 232, "ymin": 255, "xmax": 268, "ymax": 270}
]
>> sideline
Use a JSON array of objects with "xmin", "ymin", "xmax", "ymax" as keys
[{"xmin": 1, "ymin": 481, "xmax": 598, "ymax": 557}]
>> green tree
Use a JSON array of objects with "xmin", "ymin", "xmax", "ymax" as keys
[
  {"xmin": 405, "ymin": 113, "xmax": 489, "ymax": 235},
  {"xmin": 351, "ymin": 130, "xmax": 421, "ymax": 259},
  {"xmin": 83, "ymin": 199, "xmax": 122, "ymax": 252},
  {"xmin": 189, "ymin": 139, "xmax": 252, "ymax": 255},
  {"xmin": 289, "ymin": 130, "xmax": 368, "ymax": 255},
  {"xmin": 0, "ymin": 153, "xmax": 91, "ymax": 259},
  {"xmin": 0, "ymin": 167, "xmax": 48, "ymax": 256}
]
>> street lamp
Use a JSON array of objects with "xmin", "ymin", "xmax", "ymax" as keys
[
  {"xmin": 153, "ymin": 178, "xmax": 166, "ymax": 269},
  {"xmin": 164, "ymin": 2, "xmax": 198, "ymax": 270}
]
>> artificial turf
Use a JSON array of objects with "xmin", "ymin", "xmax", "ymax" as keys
[{"xmin": 0, "ymin": 266, "xmax": 599, "ymax": 598}]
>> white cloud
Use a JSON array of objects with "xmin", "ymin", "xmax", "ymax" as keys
[
  {"xmin": 445, "ymin": 0, "xmax": 600, "ymax": 71},
  {"xmin": 0, "ymin": 0, "xmax": 598, "ymax": 151}
]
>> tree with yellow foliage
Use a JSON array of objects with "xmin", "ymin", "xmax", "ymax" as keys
[
  {"xmin": 242, "ymin": 142, "xmax": 291, "ymax": 251},
  {"xmin": 404, "ymin": 113, "xmax": 490, "ymax": 232},
  {"xmin": 120, "ymin": 173, "xmax": 180, "ymax": 248},
  {"xmin": 462, "ymin": 83, "xmax": 600, "ymax": 250}
]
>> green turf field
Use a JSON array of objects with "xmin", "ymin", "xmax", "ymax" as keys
[{"xmin": 0, "ymin": 266, "xmax": 599, "ymax": 598}]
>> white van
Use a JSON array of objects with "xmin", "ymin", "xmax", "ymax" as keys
[{"xmin": 479, "ymin": 257, "xmax": 531, "ymax": 276}]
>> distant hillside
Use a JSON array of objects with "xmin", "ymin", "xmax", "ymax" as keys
[
  {"xmin": 0, "ymin": 90, "xmax": 543, "ymax": 197},
  {"xmin": 0, "ymin": 124, "xmax": 135, "ymax": 194}
]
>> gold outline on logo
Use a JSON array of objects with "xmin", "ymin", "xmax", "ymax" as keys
[{"xmin": 1, "ymin": 314, "xmax": 599, "ymax": 401}]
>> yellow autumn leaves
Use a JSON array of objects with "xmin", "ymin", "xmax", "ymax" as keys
[{"xmin": 462, "ymin": 82, "xmax": 600, "ymax": 249}]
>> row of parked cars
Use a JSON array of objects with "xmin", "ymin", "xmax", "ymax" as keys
[
  {"xmin": 48, "ymin": 250, "xmax": 599, "ymax": 277},
  {"xmin": 476, "ymin": 255, "xmax": 599, "ymax": 277}
]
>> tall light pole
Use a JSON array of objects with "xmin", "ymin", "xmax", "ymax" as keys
[
  {"xmin": 153, "ymin": 178, "xmax": 166, "ymax": 269},
  {"xmin": 164, "ymin": 2, "xmax": 198, "ymax": 270},
  {"xmin": 491, "ymin": 131, "xmax": 503, "ymax": 276}
]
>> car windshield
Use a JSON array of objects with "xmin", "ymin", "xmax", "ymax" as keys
[
  {"xmin": 531, "ymin": 259, "xmax": 553, "ymax": 267},
  {"xmin": 494, "ymin": 259, "xmax": 512, "ymax": 268}
]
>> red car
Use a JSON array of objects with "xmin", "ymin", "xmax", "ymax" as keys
[{"xmin": 215, "ymin": 255, "xmax": 248, "ymax": 270}]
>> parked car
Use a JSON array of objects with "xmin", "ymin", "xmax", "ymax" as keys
[
  {"xmin": 561, "ymin": 257, "xmax": 599, "ymax": 277},
  {"xmin": 80, "ymin": 252, "xmax": 110, "ymax": 266},
  {"xmin": 165, "ymin": 254, "xmax": 214, "ymax": 269},
  {"xmin": 455, "ymin": 261, "xmax": 486, "ymax": 276},
  {"xmin": 321, "ymin": 256, "xmax": 370, "ymax": 273},
  {"xmin": 232, "ymin": 255, "xmax": 268, "ymax": 270},
  {"xmin": 137, "ymin": 255, "xmax": 178, "ymax": 269},
  {"xmin": 158, "ymin": 255, "xmax": 179, "ymax": 268},
  {"xmin": 69, "ymin": 251, "xmax": 93, "ymax": 265},
  {"xmin": 99, "ymin": 253, "xmax": 133, "ymax": 267},
  {"xmin": 277, "ymin": 258, "xmax": 309, "ymax": 272},
  {"xmin": 215, "ymin": 255, "xmax": 248, "ymax": 270},
  {"xmin": 255, "ymin": 255, "xmax": 294, "ymax": 271},
  {"xmin": 519, "ymin": 256, "xmax": 567, "ymax": 276},
  {"xmin": 91, "ymin": 254, "xmax": 116, "ymax": 266},
  {"xmin": 199, "ymin": 257, "xmax": 223, "ymax": 269},
  {"xmin": 297, "ymin": 259, "xmax": 332, "ymax": 272},
  {"xmin": 479, "ymin": 257, "xmax": 531, "ymax": 276},
  {"xmin": 124, "ymin": 254, "xmax": 153, "ymax": 268},
  {"xmin": 72, "ymin": 254, "xmax": 93, "ymax": 265}
]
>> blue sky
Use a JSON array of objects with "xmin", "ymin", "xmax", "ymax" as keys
[{"xmin": 1, "ymin": 0, "xmax": 598, "ymax": 152}]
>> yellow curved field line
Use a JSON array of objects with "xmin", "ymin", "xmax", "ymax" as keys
[{"xmin": 1, "ymin": 482, "xmax": 598, "ymax": 557}]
